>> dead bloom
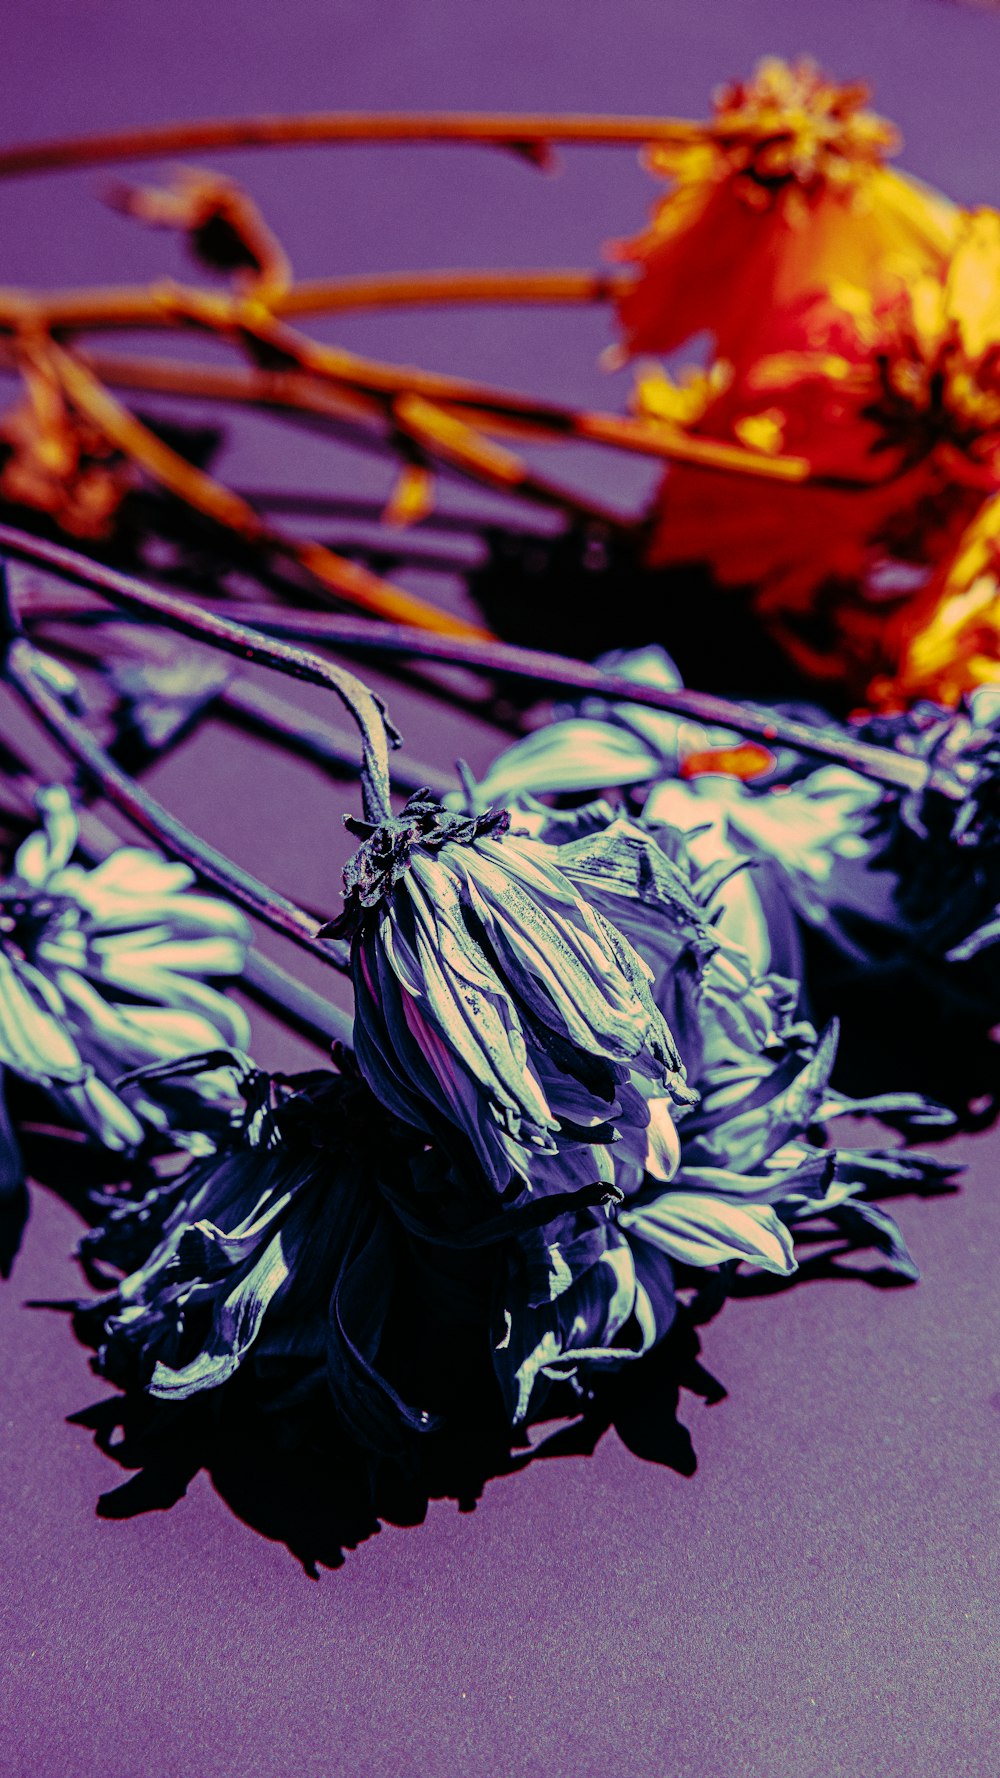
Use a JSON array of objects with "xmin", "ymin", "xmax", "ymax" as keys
[{"xmin": 326, "ymin": 794, "xmax": 692, "ymax": 1205}]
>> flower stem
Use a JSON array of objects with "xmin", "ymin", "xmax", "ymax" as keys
[
  {"xmin": 146, "ymin": 292, "xmax": 635, "ymax": 519},
  {"xmin": 0, "ymin": 110, "xmax": 710, "ymax": 181},
  {"xmin": 4, "ymin": 268, "xmax": 627, "ymax": 333},
  {"xmin": 0, "ymin": 524, "xmax": 953, "ymax": 796},
  {"xmin": 240, "ymin": 949, "xmax": 353, "ymax": 1048},
  {"xmin": 3, "ymin": 634, "xmax": 353, "ymax": 970},
  {"xmin": 220, "ymin": 678, "xmax": 457, "ymax": 798},
  {"xmin": 13, "ymin": 341, "xmax": 810, "ymax": 484},
  {"xmin": 0, "ymin": 522, "xmax": 399, "ymax": 822},
  {"xmin": 43, "ymin": 340, "xmax": 492, "ymax": 637},
  {"xmin": 163, "ymin": 605, "xmax": 950, "ymax": 798}
]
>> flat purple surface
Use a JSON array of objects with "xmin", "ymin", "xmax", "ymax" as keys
[{"xmin": 2, "ymin": 5, "xmax": 1000, "ymax": 1775}]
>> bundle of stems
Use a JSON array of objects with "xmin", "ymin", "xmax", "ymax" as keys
[{"xmin": 0, "ymin": 102, "xmax": 876, "ymax": 646}]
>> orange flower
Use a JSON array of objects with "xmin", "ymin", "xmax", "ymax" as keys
[
  {"xmin": 613, "ymin": 57, "xmax": 958, "ymax": 365},
  {"xmin": 0, "ymin": 338, "xmax": 135, "ymax": 539},
  {"xmin": 639, "ymin": 209, "xmax": 1000, "ymax": 695},
  {"xmin": 873, "ymin": 497, "xmax": 1000, "ymax": 707}
]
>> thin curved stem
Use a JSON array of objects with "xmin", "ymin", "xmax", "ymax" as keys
[
  {"xmin": 0, "ymin": 525, "xmax": 397, "ymax": 823},
  {"xmin": 163, "ymin": 605, "xmax": 943, "ymax": 797},
  {"xmin": 2, "ymin": 268, "xmax": 628, "ymax": 333},
  {"xmin": 240, "ymin": 950, "xmax": 353, "ymax": 1048},
  {"xmin": 221, "ymin": 679, "xmax": 456, "ymax": 798},
  {"xmin": 0, "ymin": 111, "xmax": 710, "ymax": 181},
  {"xmin": 44, "ymin": 340, "xmax": 491, "ymax": 639},
  {"xmin": 0, "ymin": 524, "xmax": 947, "ymax": 795},
  {"xmin": 3, "ymin": 340, "xmax": 811, "ymax": 484},
  {"xmin": 4, "ymin": 635, "xmax": 352, "ymax": 970}
]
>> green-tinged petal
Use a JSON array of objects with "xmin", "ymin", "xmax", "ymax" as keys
[
  {"xmin": 406, "ymin": 889, "xmax": 553, "ymax": 1129},
  {"xmin": 0, "ymin": 953, "xmax": 86, "ymax": 1083},
  {"xmin": 13, "ymin": 786, "xmax": 79, "ymax": 887},
  {"xmin": 55, "ymin": 968, "xmax": 239, "ymax": 1064},
  {"xmin": 148, "ymin": 1222, "xmax": 290, "ymax": 1398},
  {"xmin": 644, "ymin": 1094, "xmax": 682, "ymax": 1182},
  {"xmin": 60, "ymin": 849, "xmax": 196, "ymax": 907},
  {"xmin": 91, "ymin": 934, "xmax": 248, "ymax": 978},
  {"xmin": 473, "ymin": 720, "xmax": 661, "ymax": 803},
  {"xmin": 60, "ymin": 1077, "xmax": 145, "ymax": 1150},
  {"xmin": 622, "ymin": 1191, "xmax": 797, "ymax": 1273}
]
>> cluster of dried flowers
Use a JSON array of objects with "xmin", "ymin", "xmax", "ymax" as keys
[{"xmin": 1, "ymin": 57, "xmax": 998, "ymax": 1484}]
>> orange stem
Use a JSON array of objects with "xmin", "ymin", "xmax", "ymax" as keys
[
  {"xmin": 46, "ymin": 341, "xmax": 492, "ymax": 636},
  {"xmin": 0, "ymin": 111, "xmax": 710, "ymax": 181},
  {"xmin": 0, "ymin": 268, "xmax": 629, "ymax": 336},
  {"xmin": 26, "ymin": 332, "xmax": 808, "ymax": 484}
]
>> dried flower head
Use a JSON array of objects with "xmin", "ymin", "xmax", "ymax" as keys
[
  {"xmin": 106, "ymin": 168, "xmax": 291, "ymax": 301},
  {"xmin": 86, "ymin": 1062, "xmax": 445, "ymax": 1452},
  {"xmin": 326, "ymin": 792, "xmax": 693, "ymax": 1205},
  {"xmin": 0, "ymin": 336, "xmax": 134, "ymax": 539},
  {"xmin": 487, "ymin": 792, "xmax": 945, "ymax": 1424}
]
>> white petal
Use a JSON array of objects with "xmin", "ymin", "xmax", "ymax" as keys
[
  {"xmin": 60, "ymin": 1077, "xmax": 145, "ymax": 1149},
  {"xmin": 94, "ymin": 935, "xmax": 248, "ymax": 980},
  {"xmin": 0, "ymin": 953, "xmax": 85, "ymax": 1081},
  {"xmin": 622, "ymin": 1192, "xmax": 796, "ymax": 1274},
  {"xmin": 474, "ymin": 720, "xmax": 661, "ymax": 802},
  {"xmin": 644, "ymin": 1094, "xmax": 681, "ymax": 1182},
  {"xmin": 13, "ymin": 785, "xmax": 78, "ymax": 886}
]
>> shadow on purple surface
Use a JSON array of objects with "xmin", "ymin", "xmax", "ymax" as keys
[
  {"xmin": 59, "ymin": 1307, "xmax": 728, "ymax": 1576},
  {"xmin": 15, "ymin": 1218, "xmax": 952, "ymax": 1579},
  {"xmin": 4, "ymin": 1051, "xmax": 968, "ymax": 1580}
]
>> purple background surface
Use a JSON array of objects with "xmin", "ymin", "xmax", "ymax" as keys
[{"xmin": 2, "ymin": 5, "xmax": 1000, "ymax": 1775}]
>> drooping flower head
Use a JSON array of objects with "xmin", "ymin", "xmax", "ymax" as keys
[
  {"xmin": 613, "ymin": 57, "xmax": 957, "ymax": 365},
  {"xmin": 82, "ymin": 777, "xmax": 956, "ymax": 1450},
  {"xmin": 0, "ymin": 785, "xmax": 251, "ymax": 1191},
  {"xmin": 325, "ymin": 792, "xmax": 694, "ymax": 1207}
]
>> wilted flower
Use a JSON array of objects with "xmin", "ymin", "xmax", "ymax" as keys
[
  {"xmin": 493, "ymin": 1203, "xmax": 676, "ymax": 1426},
  {"xmin": 85, "ymin": 1062, "xmax": 446, "ymax": 1453},
  {"xmin": 497, "ymin": 650, "xmax": 1000, "ymax": 1043},
  {"xmin": 84, "ymin": 1049, "xmax": 680, "ymax": 1444},
  {"xmin": 106, "ymin": 168, "xmax": 292, "ymax": 302},
  {"xmin": 613, "ymin": 57, "xmax": 957, "ymax": 365},
  {"xmin": 325, "ymin": 793, "xmax": 693, "ymax": 1205},
  {"xmin": 640, "ymin": 208, "xmax": 1000, "ymax": 696},
  {"xmin": 0, "ymin": 785, "xmax": 251, "ymax": 1190},
  {"xmin": 0, "ymin": 335, "xmax": 135, "ymax": 539},
  {"xmin": 658, "ymin": 691, "xmax": 1000, "ymax": 1004},
  {"xmin": 488, "ymin": 791, "xmax": 946, "ymax": 1424},
  {"xmin": 82, "ymin": 780, "xmax": 955, "ymax": 1447}
]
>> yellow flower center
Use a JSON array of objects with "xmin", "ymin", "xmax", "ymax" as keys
[{"xmin": 710, "ymin": 57, "xmax": 898, "ymax": 204}]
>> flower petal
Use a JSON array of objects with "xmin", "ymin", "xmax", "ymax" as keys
[{"xmin": 622, "ymin": 1191, "xmax": 797, "ymax": 1273}]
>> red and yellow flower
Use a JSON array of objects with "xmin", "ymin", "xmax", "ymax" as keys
[
  {"xmin": 639, "ymin": 207, "xmax": 1000, "ymax": 699},
  {"xmin": 613, "ymin": 57, "xmax": 959, "ymax": 367}
]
